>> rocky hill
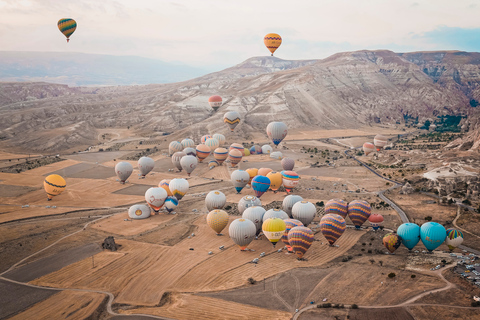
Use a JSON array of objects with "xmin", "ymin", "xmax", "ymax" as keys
[{"xmin": 1, "ymin": 50, "xmax": 479, "ymax": 153}]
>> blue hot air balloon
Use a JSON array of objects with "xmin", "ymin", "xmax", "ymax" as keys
[
  {"xmin": 420, "ymin": 222, "xmax": 446, "ymax": 252},
  {"xmin": 397, "ymin": 223, "xmax": 421, "ymax": 251},
  {"xmin": 251, "ymin": 175, "xmax": 270, "ymax": 198}
]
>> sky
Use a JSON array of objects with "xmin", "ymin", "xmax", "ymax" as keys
[{"xmin": 1, "ymin": 0, "xmax": 480, "ymax": 72}]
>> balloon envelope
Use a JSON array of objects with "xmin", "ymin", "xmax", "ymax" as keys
[
  {"xmin": 264, "ymin": 33, "xmax": 282, "ymax": 56},
  {"xmin": 208, "ymin": 95, "xmax": 222, "ymax": 111},
  {"xmin": 445, "ymin": 228, "xmax": 464, "ymax": 251},
  {"xmin": 263, "ymin": 208, "xmax": 289, "ymax": 222},
  {"xmin": 231, "ymin": 169, "xmax": 250, "ymax": 193},
  {"xmin": 214, "ymin": 147, "xmax": 228, "ymax": 165},
  {"xmin": 397, "ymin": 223, "xmax": 421, "ymax": 250},
  {"xmin": 261, "ymin": 145, "xmax": 273, "ymax": 154},
  {"xmin": 246, "ymin": 168, "xmax": 258, "ymax": 185},
  {"xmin": 44, "ymin": 174, "xmax": 66, "ymax": 200},
  {"xmin": 238, "ymin": 195, "xmax": 262, "ymax": 214},
  {"xmin": 58, "ymin": 18, "xmax": 76, "ymax": 42},
  {"xmin": 242, "ymin": 206, "xmax": 266, "ymax": 235},
  {"xmin": 282, "ymin": 195, "xmax": 303, "ymax": 217},
  {"xmin": 325, "ymin": 199, "xmax": 348, "ymax": 219},
  {"xmin": 229, "ymin": 218, "xmax": 256, "ymax": 250},
  {"xmin": 292, "ymin": 201, "xmax": 316, "ymax": 226},
  {"xmin": 196, "ymin": 144, "xmax": 211, "ymax": 162},
  {"xmin": 258, "ymin": 168, "xmax": 273, "ymax": 176},
  {"xmin": 212, "ymin": 133, "xmax": 225, "ymax": 146},
  {"xmin": 383, "ymin": 233, "xmax": 402, "ymax": 253},
  {"xmin": 266, "ymin": 171, "xmax": 283, "ymax": 191},
  {"xmin": 128, "ymin": 204, "xmax": 151, "ymax": 219},
  {"xmin": 348, "ymin": 200, "xmax": 371, "ymax": 229},
  {"xmin": 180, "ymin": 155, "xmax": 198, "ymax": 176},
  {"xmin": 181, "ymin": 138, "xmax": 195, "ymax": 149},
  {"xmin": 363, "ymin": 142, "xmax": 375, "ymax": 156},
  {"xmin": 270, "ymin": 151, "xmax": 283, "ymax": 160},
  {"xmin": 169, "ymin": 141, "xmax": 183, "ymax": 155},
  {"xmin": 159, "ymin": 179, "xmax": 173, "ymax": 196},
  {"xmin": 228, "ymin": 149, "xmax": 242, "ymax": 167},
  {"xmin": 224, "ymin": 111, "xmax": 241, "ymax": 131},
  {"xmin": 319, "ymin": 214, "xmax": 346, "ymax": 245},
  {"xmin": 201, "ymin": 135, "xmax": 212, "ymax": 144},
  {"xmin": 205, "ymin": 138, "xmax": 220, "ymax": 151},
  {"xmin": 169, "ymin": 178, "xmax": 189, "ymax": 200},
  {"xmin": 282, "ymin": 219, "xmax": 303, "ymax": 251},
  {"xmin": 207, "ymin": 209, "xmax": 229, "ymax": 234},
  {"xmin": 262, "ymin": 218, "xmax": 286, "ymax": 246},
  {"xmin": 172, "ymin": 151, "xmax": 186, "ymax": 171},
  {"xmin": 205, "ymin": 190, "xmax": 227, "ymax": 212},
  {"xmin": 266, "ymin": 122, "xmax": 288, "ymax": 146},
  {"xmin": 145, "ymin": 187, "xmax": 168, "ymax": 212},
  {"xmin": 288, "ymin": 226, "xmax": 314, "ymax": 259},
  {"xmin": 183, "ymin": 147, "xmax": 196, "ymax": 157},
  {"xmin": 115, "ymin": 162, "xmax": 133, "ymax": 183},
  {"xmin": 374, "ymin": 134, "xmax": 388, "ymax": 151},
  {"xmin": 164, "ymin": 196, "xmax": 178, "ymax": 213},
  {"xmin": 281, "ymin": 157, "xmax": 295, "ymax": 171},
  {"xmin": 420, "ymin": 222, "xmax": 446, "ymax": 252},
  {"xmin": 251, "ymin": 175, "xmax": 271, "ymax": 198},
  {"xmin": 138, "ymin": 156, "xmax": 155, "ymax": 177},
  {"xmin": 250, "ymin": 145, "xmax": 262, "ymax": 155},
  {"xmin": 282, "ymin": 170, "xmax": 299, "ymax": 193},
  {"xmin": 368, "ymin": 213, "xmax": 384, "ymax": 230}
]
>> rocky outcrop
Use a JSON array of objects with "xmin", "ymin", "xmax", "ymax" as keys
[
  {"xmin": 400, "ymin": 182, "xmax": 414, "ymax": 194},
  {"xmin": 102, "ymin": 236, "xmax": 118, "ymax": 251}
]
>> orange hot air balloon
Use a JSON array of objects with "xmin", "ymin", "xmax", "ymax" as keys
[
  {"xmin": 266, "ymin": 171, "xmax": 283, "ymax": 191},
  {"xmin": 264, "ymin": 33, "xmax": 282, "ymax": 56},
  {"xmin": 257, "ymin": 167, "xmax": 272, "ymax": 176},
  {"xmin": 208, "ymin": 95, "xmax": 222, "ymax": 111},
  {"xmin": 246, "ymin": 168, "xmax": 258, "ymax": 185}
]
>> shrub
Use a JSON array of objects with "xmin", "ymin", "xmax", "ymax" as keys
[
  {"xmin": 362, "ymin": 242, "xmax": 366, "ymax": 246},
  {"xmin": 224, "ymin": 205, "xmax": 232, "ymax": 210},
  {"xmin": 322, "ymin": 303, "xmax": 332, "ymax": 308},
  {"xmin": 351, "ymin": 304, "xmax": 358, "ymax": 309},
  {"xmin": 424, "ymin": 216, "xmax": 432, "ymax": 221},
  {"xmin": 247, "ymin": 277, "xmax": 256, "ymax": 284},
  {"xmin": 411, "ymin": 275, "xmax": 416, "ymax": 279},
  {"xmin": 388, "ymin": 273, "xmax": 396, "ymax": 278},
  {"xmin": 367, "ymin": 249, "xmax": 372, "ymax": 253},
  {"xmin": 316, "ymin": 201, "xmax": 324, "ymax": 207}
]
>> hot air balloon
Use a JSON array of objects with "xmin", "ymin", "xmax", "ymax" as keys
[
  {"xmin": 261, "ymin": 145, "xmax": 273, "ymax": 154},
  {"xmin": 368, "ymin": 214, "xmax": 384, "ymax": 231},
  {"xmin": 208, "ymin": 95, "xmax": 223, "ymax": 111},
  {"xmin": 201, "ymin": 135, "xmax": 212, "ymax": 144},
  {"xmin": 270, "ymin": 151, "xmax": 283, "ymax": 160},
  {"xmin": 374, "ymin": 134, "xmax": 388, "ymax": 151},
  {"xmin": 319, "ymin": 214, "xmax": 346, "ymax": 246},
  {"xmin": 288, "ymin": 226, "xmax": 315, "ymax": 259},
  {"xmin": 283, "ymin": 195, "xmax": 303, "ymax": 217},
  {"xmin": 262, "ymin": 218, "xmax": 286, "ymax": 247},
  {"xmin": 292, "ymin": 201, "xmax": 316, "ymax": 226},
  {"xmin": 244, "ymin": 148, "xmax": 251, "ymax": 156},
  {"xmin": 183, "ymin": 147, "xmax": 196, "ymax": 157},
  {"xmin": 212, "ymin": 133, "xmax": 225, "ymax": 146},
  {"xmin": 172, "ymin": 151, "xmax": 186, "ymax": 171},
  {"xmin": 251, "ymin": 175, "xmax": 270, "ymax": 198},
  {"xmin": 266, "ymin": 171, "xmax": 283, "ymax": 192},
  {"xmin": 266, "ymin": 122, "xmax": 288, "ymax": 146},
  {"xmin": 282, "ymin": 171, "xmax": 299, "ymax": 193},
  {"xmin": 258, "ymin": 167, "xmax": 273, "ymax": 176},
  {"xmin": 238, "ymin": 195, "xmax": 262, "ymax": 214},
  {"xmin": 181, "ymin": 138, "xmax": 195, "ymax": 149},
  {"xmin": 196, "ymin": 144, "xmax": 211, "ymax": 162},
  {"xmin": 169, "ymin": 141, "xmax": 183, "ymax": 155},
  {"xmin": 347, "ymin": 200, "xmax": 371, "ymax": 229},
  {"xmin": 383, "ymin": 233, "xmax": 402, "ymax": 253},
  {"xmin": 282, "ymin": 219, "xmax": 303, "ymax": 252},
  {"xmin": 324, "ymin": 199, "xmax": 348, "ymax": 219},
  {"xmin": 363, "ymin": 142, "xmax": 375, "ymax": 156},
  {"xmin": 224, "ymin": 111, "xmax": 241, "ymax": 132},
  {"xmin": 229, "ymin": 143, "xmax": 245, "ymax": 155},
  {"xmin": 44, "ymin": 174, "xmax": 66, "ymax": 201},
  {"xmin": 246, "ymin": 168, "xmax": 258, "ymax": 185},
  {"xmin": 128, "ymin": 204, "xmax": 151, "ymax": 219},
  {"xmin": 207, "ymin": 209, "xmax": 229, "ymax": 235},
  {"xmin": 231, "ymin": 170, "xmax": 250, "ymax": 193},
  {"xmin": 58, "ymin": 18, "xmax": 76, "ymax": 42},
  {"xmin": 180, "ymin": 155, "xmax": 198, "ymax": 177},
  {"xmin": 158, "ymin": 179, "xmax": 173, "ymax": 196},
  {"xmin": 208, "ymin": 160, "xmax": 219, "ymax": 169},
  {"xmin": 145, "ymin": 187, "xmax": 168, "ymax": 213},
  {"xmin": 205, "ymin": 190, "xmax": 226, "ymax": 211},
  {"xmin": 169, "ymin": 178, "xmax": 189, "ymax": 200},
  {"xmin": 250, "ymin": 145, "xmax": 262, "ymax": 155},
  {"xmin": 263, "ymin": 208, "xmax": 289, "ymax": 222},
  {"xmin": 397, "ymin": 223, "xmax": 421, "ymax": 251},
  {"xmin": 229, "ymin": 218, "xmax": 256, "ymax": 250},
  {"xmin": 420, "ymin": 222, "xmax": 446, "ymax": 252},
  {"xmin": 445, "ymin": 228, "xmax": 464, "ymax": 251},
  {"xmin": 137, "ymin": 156, "xmax": 154, "ymax": 178},
  {"xmin": 264, "ymin": 33, "xmax": 282, "ymax": 56},
  {"xmin": 214, "ymin": 147, "xmax": 228, "ymax": 165},
  {"xmin": 115, "ymin": 162, "xmax": 133, "ymax": 184},
  {"xmin": 281, "ymin": 157, "xmax": 295, "ymax": 171},
  {"xmin": 164, "ymin": 196, "xmax": 178, "ymax": 213},
  {"xmin": 228, "ymin": 149, "xmax": 242, "ymax": 167},
  {"xmin": 242, "ymin": 206, "xmax": 266, "ymax": 235}
]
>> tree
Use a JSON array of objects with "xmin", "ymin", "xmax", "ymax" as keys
[
  {"xmin": 424, "ymin": 216, "xmax": 433, "ymax": 221},
  {"xmin": 316, "ymin": 201, "xmax": 324, "ymax": 207},
  {"xmin": 388, "ymin": 273, "xmax": 396, "ymax": 278}
]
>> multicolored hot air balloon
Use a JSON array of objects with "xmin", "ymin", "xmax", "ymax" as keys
[
  {"xmin": 420, "ymin": 222, "xmax": 446, "ymax": 252},
  {"xmin": 44, "ymin": 174, "xmax": 66, "ymax": 201},
  {"xmin": 319, "ymin": 214, "xmax": 346, "ymax": 246},
  {"xmin": 281, "ymin": 157, "xmax": 295, "ymax": 171},
  {"xmin": 374, "ymin": 134, "xmax": 388, "ymax": 151},
  {"xmin": 325, "ymin": 199, "xmax": 348, "ymax": 219},
  {"xmin": 169, "ymin": 178, "xmax": 189, "ymax": 200},
  {"xmin": 238, "ymin": 195, "xmax": 262, "ymax": 214},
  {"xmin": 262, "ymin": 218, "xmax": 286, "ymax": 247},
  {"xmin": 282, "ymin": 170, "xmax": 299, "ymax": 193},
  {"xmin": 207, "ymin": 209, "xmax": 229, "ymax": 235},
  {"xmin": 138, "ymin": 156, "xmax": 154, "ymax": 178},
  {"xmin": 261, "ymin": 145, "xmax": 273, "ymax": 154},
  {"xmin": 229, "ymin": 143, "xmax": 245, "ymax": 155},
  {"xmin": 201, "ymin": 135, "xmax": 212, "ymax": 144},
  {"xmin": 208, "ymin": 160, "xmax": 219, "ymax": 169},
  {"xmin": 205, "ymin": 190, "xmax": 226, "ymax": 211},
  {"xmin": 169, "ymin": 141, "xmax": 183, "ymax": 155},
  {"xmin": 282, "ymin": 219, "xmax": 303, "ymax": 252},
  {"xmin": 212, "ymin": 133, "xmax": 225, "ymax": 146},
  {"xmin": 58, "ymin": 18, "xmax": 76, "ymax": 42},
  {"xmin": 250, "ymin": 145, "xmax": 262, "ymax": 155},
  {"xmin": 183, "ymin": 147, "xmax": 196, "ymax": 157},
  {"xmin": 263, "ymin": 208, "xmax": 289, "ymax": 222},
  {"xmin": 445, "ymin": 228, "xmax": 464, "ymax": 251},
  {"xmin": 383, "ymin": 233, "xmax": 402, "ymax": 253},
  {"xmin": 251, "ymin": 175, "xmax": 270, "ymax": 198},
  {"xmin": 208, "ymin": 95, "xmax": 222, "ymax": 111},
  {"xmin": 246, "ymin": 168, "xmax": 258, "ymax": 185},
  {"xmin": 145, "ymin": 187, "xmax": 168, "ymax": 213},
  {"xmin": 397, "ymin": 223, "xmax": 421, "ymax": 251},
  {"xmin": 231, "ymin": 169, "xmax": 250, "ymax": 193},
  {"xmin": 266, "ymin": 122, "xmax": 288, "ymax": 146},
  {"xmin": 158, "ymin": 179, "xmax": 173, "ymax": 196},
  {"xmin": 224, "ymin": 111, "xmax": 241, "ymax": 132},
  {"xmin": 214, "ymin": 147, "xmax": 228, "ymax": 165},
  {"xmin": 115, "ymin": 162, "xmax": 133, "ymax": 184},
  {"xmin": 288, "ymin": 226, "xmax": 315, "ymax": 259},
  {"xmin": 181, "ymin": 138, "xmax": 195, "ymax": 149},
  {"xmin": 128, "ymin": 204, "xmax": 151, "ymax": 219},
  {"xmin": 229, "ymin": 218, "xmax": 256, "ymax": 250},
  {"xmin": 264, "ymin": 33, "xmax": 282, "ymax": 56},
  {"xmin": 242, "ymin": 206, "xmax": 266, "ymax": 235},
  {"xmin": 196, "ymin": 144, "xmax": 211, "ymax": 162},
  {"xmin": 368, "ymin": 213, "xmax": 384, "ymax": 231},
  {"xmin": 363, "ymin": 142, "xmax": 375, "ymax": 156},
  {"xmin": 347, "ymin": 200, "xmax": 371, "ymax": 229},
  {"xmin": 283, "ymin": 195, "xmax": 303, "ymax": 217},
  {"xmin": 266, "ymin": 171, "xmax": 283, "ymax": 191},
  {"xmin": 292, "ymin": 201, "xmax": 316, "ymax": 226},
  {"xmin": 180, "ymin": 155, "xmax": 198, "ymax": 177},
  {"xmin": 228, "ymin": 149, "xmax": 242, "ymax": 167},
  {"xmin": 164, "ymin": 196, "xmax": 179, "ymax": 213},
  {"xmin": 172, "ymin": 151, "xmax": 186, "ymax": 171}
]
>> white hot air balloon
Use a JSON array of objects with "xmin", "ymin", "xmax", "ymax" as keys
[
  {"xmin": 212, "ymin": 133, "xmax": 226, "ymax": 146},
  {"xmin": 180, "ymin": 155, "xmax": 198, "ymax": 177},
  {"xmin": 115, "ymin": 161, "xmax": 133, "ymax": 184},
  {"xmin": 282, "ymin": 194, "xmax": 303, "ymax": 217},
  {"xmin": 270, "ymin": 151, "xmax": 283, "ymax": 160},
  {"xmin": 183, "ymin": 147, "xmax": 196, "ymax": 157},
  {"xmin": 238, "ymin": 195, "xmax": 262, "ymax": 214},
  {"xmin": 261, "ymin": 145, "xmax": 273, "ymax": 154},
  {"xmin": 169, "ymin": 178, "xmax": 189, "ymax": 200},
  {"xmin": 128, "ymin": 204, "xmax": 151, "ymax": 219},
  {"xmin": 145, "ymin": 187, "xmax": 168, "ymax": 213},
  {"xmin": 172, "ymin": 151, "xmax": 186, "ymax": 171},
  {"xmin": 231, "ymin": 169, "xmax": 250, "ymax": 193},
  {"xmin": 242, "ymin": 206, "xmax": 266, "ymax": 235},
  {"xmin": 137, "ymin": 156, "xmax": 155, "ymax": 178},
  {"xmin": 292, "ymin": 201, "xmax": 316, "ymax": 226},
  {"xmin": 266, "ymin": 122, "xmax": 288, "ymax": 147},
  {"xmin": 373, "ymin": 134, "xmax": 388, "ymax": 151},
  {"xmin": 181, "ymin": 138, "xmax": 195, "ymax": 149},
  {"xmin": 229, "ymin": 218, "xmax": 257, "ymax": 250},
  {"xmin": 169, "ymin": 141, "xmax": 183, "ymax": 155},
  {"xmin": 263, "ymin": 208, "xmax": 289, "ymax": 222},
  {"xmin": 205, "ymin": 190, "xmax": 227, "ymax": 211},
  {"xmin": 205, "ymin": 138, "xmax": 220, "ymax": 151},
  {"xmin": 224, "ymin": 111, "xmax": 241, "ymax": 132}
]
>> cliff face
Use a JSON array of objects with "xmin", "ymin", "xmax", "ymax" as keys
[{"xmin": 0, "ymin": 50, "xmax": 479, "ymax": 152}]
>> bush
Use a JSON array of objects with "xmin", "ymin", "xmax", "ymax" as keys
[
  {"xmin": 411, "ymin": 274, "xmax": 416, "ymax": 279},
  {"xmin": 388, "ymin": 273, "xmax": 396, "ymax": 278},
  {"xmin": 471, "ymin": 301, "xmax": 480, "ymax": 307},
  {"xmin": 322, "ymin": 303, "xmax": 332, "ymax": 308},
  {"xmin": 316, "ymin": 201, "xmax": 324, "ymax": 207},
  {"xmin": 424, "ymin": 216, "xmax": 432, "ymax": 221},
  {"xmin": 247, "ymin": 277, "xmax": 256, "ymax": 284},
  {"xmin": 351, "ymin": 304, "xmax": 358, "ymax": 309},
  {"xmin": 224, "ymin": 205, "xmax": 232, "ymax": 210}
]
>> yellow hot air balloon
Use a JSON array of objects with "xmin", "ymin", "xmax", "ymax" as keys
[
  {"xmin": 262, "ymin": 218, "xmax": 286, "ymax": 247},
  {"xmin": 266, "ymin": 171, "xmax": 283, "ymax": 191},
  {"xmin": 44, "ymin": 174, "xmax": 66, "ymax": 200},
  {"xmin": 207, "ymin": 209, "xmax": 229, "ymax": 235},
  {"xmin": 57, "ymin": 19, "xmax": 77, "ymax": 42},
  {"xmin": 264, "ymin": 33, "xmax": 282, "ymax": 56}
]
